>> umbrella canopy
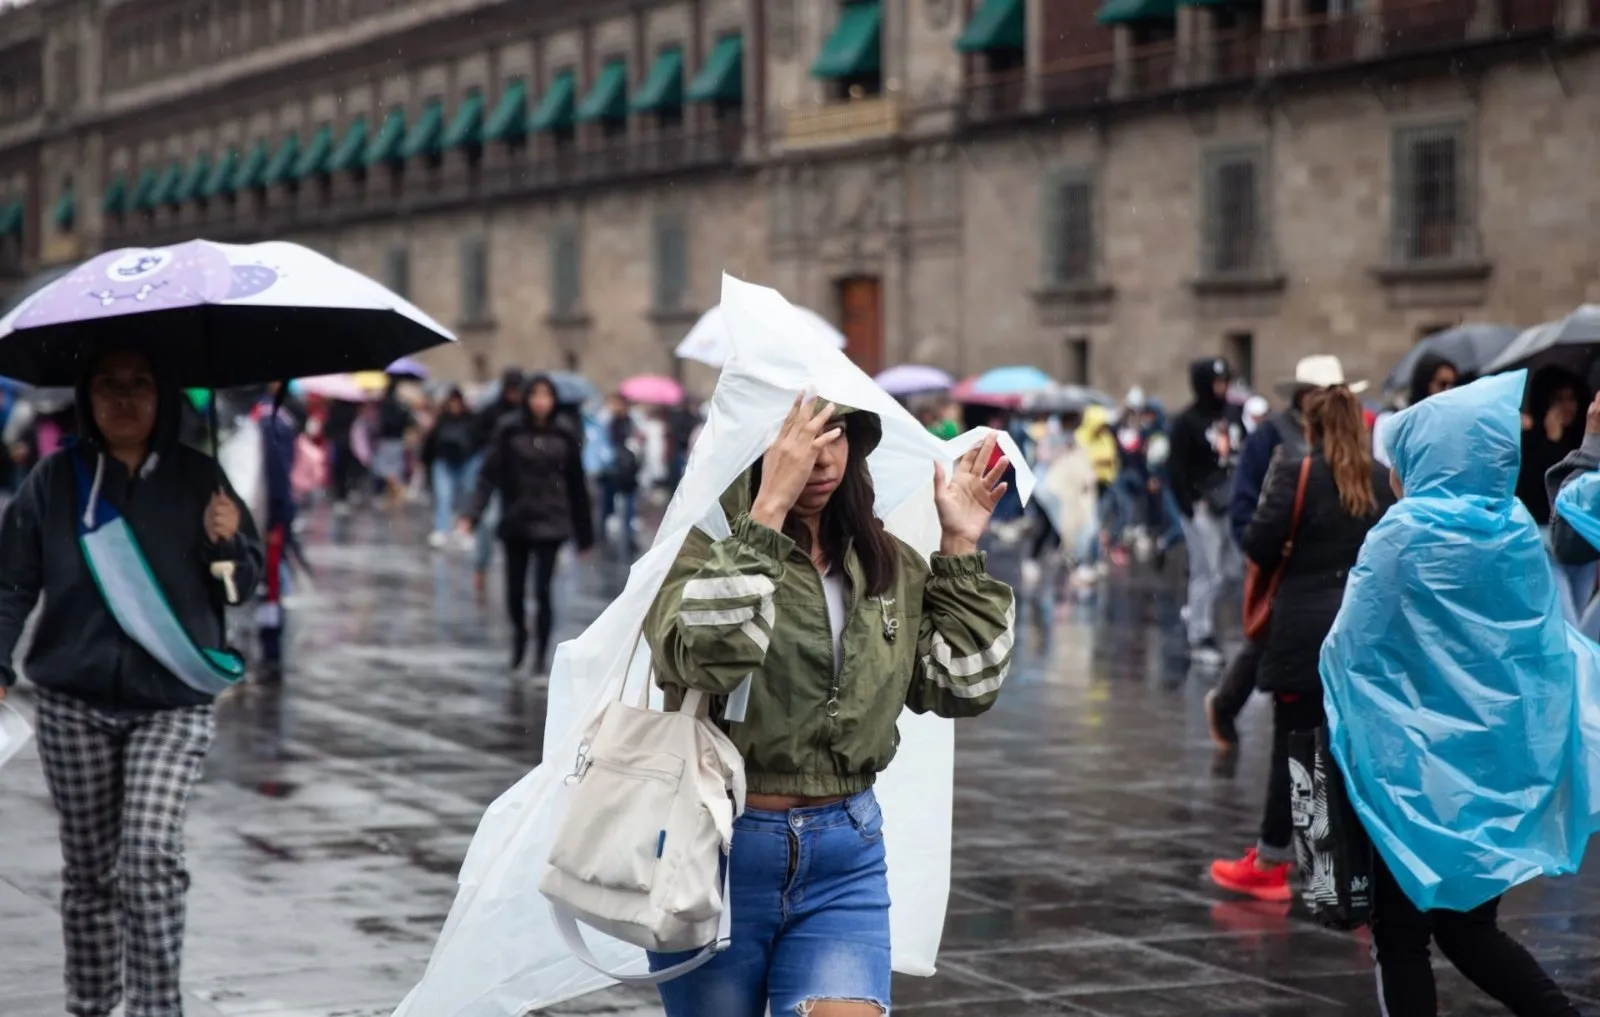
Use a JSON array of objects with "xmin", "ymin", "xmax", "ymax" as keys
[
  {"xmin": 950, "ymin": 374, "xmax": 1022, "ymax": 408},
  {"xmin": 1021, "ymin": 384, "xmax": 1116, "ymax": 415},
  {"xmin": 620, "ymin": 373, "xmax": 684, "ymax": 406},
  {"xmin": 0, "ymin": 240, "xmax": 454, "ymax": 387},
  {"xmin": 295, "ymin": 373, "xmax": 377, "ymax": 403},
  {"xmin": 546, "ymin": 371, "xmax": 598, "ymax": 407},
  {"xmin": 1484, "ymin": 306, "xmax": 1600, "ymax": 378},
  {"xmin": 675, "ymin": 303, "xmax": 845, "ymax": 368},
  {"xmin": 1385, "ymin": 323, "xmax": 1521, "ymax": 395},
  {"xmin": 972, "ymin": 365, "xmax": 1055, "ymax": 396},
  {"xmin": 875, "ymin": 364, "xmax": 954, "ymax": 397},
  {"xmin": 386, "ymin": 356, "xmax": 430, "ymax": 380}
]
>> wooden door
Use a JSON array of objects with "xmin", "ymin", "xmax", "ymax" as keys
[{"xmin": 837, "ymin": 276, "xmax": 883, "ymax": 376}]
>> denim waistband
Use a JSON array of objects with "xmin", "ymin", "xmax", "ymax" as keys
[{"xmin": 736, "ymin": 788, "xmax": 878, "ymax": 833}]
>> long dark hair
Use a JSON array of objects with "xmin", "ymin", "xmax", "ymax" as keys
[{"xmin": 750, "ymin": 411, "xmax": 898, "ymax": 597}]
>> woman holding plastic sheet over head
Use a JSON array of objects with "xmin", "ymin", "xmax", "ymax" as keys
[
  {"xmin": 0, "ymin": 344, "xmax": 262, "ymax": 1017},
  {"xmin": 641, "ymin": 393, "xmax": 1017, "ymax": 1017},
  {"xmin": 1322, "ymin": 371, "xmax": 1583, "ymax": 1017}
]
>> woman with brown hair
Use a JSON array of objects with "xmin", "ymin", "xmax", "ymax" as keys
[{"xmin": 1210, "ymin": 385, "xmax": 1396, "ymax": 901}]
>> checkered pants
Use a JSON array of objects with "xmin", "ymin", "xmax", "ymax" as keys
[{"xmin": 34, "ymin": 688, "xmax": 216, "ymax": 1017}]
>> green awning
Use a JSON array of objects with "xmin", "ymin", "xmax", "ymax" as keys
[
  {"xmin": 442, "ymin": 91, "xmax": 484, "ymax": 149},
  {"xmin": 631, "ymin": 48, "xmax": 684, "ymax": 113},
  {"xmin": 232, "ymin": 140, "xmax": 271, "ymax": 191},
  {"xmin": 53, "ymin": 188, "xmax": 74, "ymax": 230},
  {"xmin": 400, "ymin": 100, "xmax": 444, "ymax": 159},
  {"xmin": 129, "ymin": 167, "xmax": 158, "ymax": 210},
  {"xmin": 365, "ymin": 109, "xmax": 407, "ymax": 166},
  {"xmin": 575, "ymin": 59, "xmax": 628, "ymax": 123},
  {"xmin": 0, "ymin": 201, "xmax": 22, "ymax": 237},
  {"xmin": 1097, "ymin": 0, "xmax": 1179, "ymax": 23},
  {"xmin": 812, "ymin": 1, "xmax": 882, "ymax": 78},
  {"xmin": 260, "ymin": 132, "xmax": 301, "ymax": 186},
  {"xmin": 328, "ymin": 117, "xmax": 368, "ymax": 172},
  {"xmin": 295, "ymin": 124, "xmax": 335, "ymax": 177},
  {"xmin": 482, "ymin": 80, "xmax": 527, "ymax": 142},
  {"xmin": 528, "ymin": 71, "xmax": 577, "ymax": 132},
  {"xmin": 687, "ymin": 35, "xmax": 743, "ymax": 103},
  {"xmin": 147, "ymin": 162, "xmax": 183, "ymax": 207},
  {"xmin": 956, "ymin": 0, "xmax": 1025, "ymax": 51},
  {"xmin": 201, "ymin": 148, "xmax": 239, "ymax": 198},
  {"xmin": 102, "ymin": 174, "xmax": 128, "ymax": 215},
  {"xmin": 172, "ymin": 152, "xmax": 212, "ymax": 203}
]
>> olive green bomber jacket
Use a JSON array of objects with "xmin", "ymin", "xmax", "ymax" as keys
[{"xmin": 644, "ymin": 506, "xmax": 1017, "ymax": 798}]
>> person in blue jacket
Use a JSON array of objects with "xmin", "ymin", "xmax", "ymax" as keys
[{"xmin": 254, "ymin": 385, "xmax": 299, "ymax": 669}]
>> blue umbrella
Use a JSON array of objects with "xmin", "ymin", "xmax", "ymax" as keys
[
  {"xmin": 973, "ymin": 365, "xmax": 1055, "ymax": 396},
  {"xmin": 547, "ymin": 371, "xmax": 599, "ymax": 407}
]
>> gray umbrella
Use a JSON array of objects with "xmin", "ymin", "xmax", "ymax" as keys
[
  {"xmin": 1020, "ymin": 384, "xmax": 1116, "ymax": 415},
  {"xmin": 1384, "ymin": 323, "xmax": 1521, "ymax": 396},
  {"xmin": 1483, "ymin": 306, "xmax": 1600, "ymax": 378}
]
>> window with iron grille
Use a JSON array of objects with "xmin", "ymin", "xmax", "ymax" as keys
[
  {"xmin": 653, "ymin": 212, "xmax": 688, "ymax": 313},
  {"xmin": 1042, "ymin": 169, "xmax": 1095, "ymax": 286},
  {"xmin": 460, "ymin": 237, "xmax": 490, "ymax": 324},
  {"xmin": 550, "ymin": 223, "xmax": 582, "ymax": 319},
  {"xmin": 1202, "ymin": 147, "xmax": 1265, "ymax": 276},
  {"xmin": 1066, "ymin": 337, "xmax": 1091, "ymax": 386},
  {"xmin": 1393, "ymin": 124, "xmax": 1469, "ymax": 263},
  {"xmin": 385, "ymin": 245, "xmax": 409, "ymax": 299}
]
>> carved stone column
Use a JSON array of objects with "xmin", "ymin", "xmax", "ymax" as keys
[{"xmin": 1110, "ymin": 25, "xmax": 1133, "ymax": 98}]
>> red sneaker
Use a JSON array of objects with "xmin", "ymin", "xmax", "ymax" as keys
[{"xmin": 1210, "ymin": 848, "xmax": 1292, "ymax": 902}]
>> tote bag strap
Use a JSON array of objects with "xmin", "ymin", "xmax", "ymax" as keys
[
  {"xmin": 1280, "ymin": 456, "xmax": 1313, "ymax": 559},
  {"xmin": 549, "ymin": 863, "xmax": 734, "ymax": 984}
]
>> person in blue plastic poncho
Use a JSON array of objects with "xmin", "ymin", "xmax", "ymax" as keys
[{"xmin": 1321, "ymin": 371, "xmax": 1582, "ymax": 1017}]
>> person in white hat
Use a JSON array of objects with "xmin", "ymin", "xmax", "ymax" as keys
[{"xmin": 1205, "ymin": 355, "xmax": 1366, "ymax": 748}]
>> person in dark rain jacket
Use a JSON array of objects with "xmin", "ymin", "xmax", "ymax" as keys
[
  {"xmin": 422, "ymin": 388, "xmax": 481, "ymax": 549},
  {"xmin": 469, "ymin": 368, "xmax": 526, "ymax": 594},
  {"xmin": 1517, "ymin": 368, "xmax": 1593, "ymax": 622},
  {"xmin": 1167, "ymin": 357, "xmax": 1243, "ymax": 665},
  {"xmin": 462, "ymin": 374, "xmax": 594, "ymax": 676},
  {"xmin": 0, "ymin": 345, "xmax": 262, "ymax": 1017}
]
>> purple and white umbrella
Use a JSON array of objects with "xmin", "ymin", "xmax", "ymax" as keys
[
  {"xmin": 874, "ymin": 364, "xmax": 954, "ymax": 396},
  {"xmin": 0, "ymin": 240, "xmax": 455, "ymax": 387}
]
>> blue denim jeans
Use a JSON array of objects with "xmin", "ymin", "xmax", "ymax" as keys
[
  {"xmin": 648, "ymin": 789, "xmax": 892, "ymax": 1017},
  {"xmin": 430, "ymin": 459, "xmax": 476, "ymax": 536}
]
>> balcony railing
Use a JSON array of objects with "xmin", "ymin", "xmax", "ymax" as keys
[
  {"xmin": 782, "ymin": 95, "xmax": 902, "ymax": 150},
  {"xmin": 103, "ymin": 125, "xmax": 744, "ymax": 245},
  {"xmin": 960, "ymin": 0, "xmax": 1564, "ymax": 126}
]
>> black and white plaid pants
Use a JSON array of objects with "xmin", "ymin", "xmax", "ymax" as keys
[{"xmin": 34, "ymin": 688, "xmax": 216, "ymax": 1017}]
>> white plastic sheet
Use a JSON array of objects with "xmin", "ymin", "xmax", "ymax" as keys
[
  {"xmin": 0, "ymin": 702, "xmax": 34, "ymax": 772},
  {"xmin": 393, "ymin": 275, "xmax": 1033, "ymax": 1017}
]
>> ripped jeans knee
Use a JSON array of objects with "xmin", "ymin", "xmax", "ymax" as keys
[{"xmin": 796, "ymin": 999, "xmax": 887, "ymax": 1016}]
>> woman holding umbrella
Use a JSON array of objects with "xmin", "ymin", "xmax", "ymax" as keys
[{"xmin": 0, "ymin": 344, "xmax": 263, "ymax": 1017}]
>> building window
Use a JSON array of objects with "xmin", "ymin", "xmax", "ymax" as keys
[
  {"xmin": 1393, "ymin": 123, "xmax": 1470, "ymax": 263},
  {"xmin": 459, "ymin": 236, "xmax": 490, "ymax": 325},
  {"xmin": 550, "ymin": 223, "xmax": 582, "ymax": 319},
  {"xmin": 384, "ymin": 245, "xmax": 409, "ymax": 299},
  {"xmin": 652, "ymin": 211, "xmax": 688, "ymax": 314},
  {"xmin": 1066, "ymin": 337, "xmax": 1090, "ymax": 386},
  {"xmin": 1042, "ymin": 169, "xmax": 1095, "ymax": 286},
  {"xmin": 1225, "ymin": 332, "xmax": 1254, "ymax": 388},
  {"xmin": 1202, "ymin": 147, "xmax": 1265, "ymax": 276}
]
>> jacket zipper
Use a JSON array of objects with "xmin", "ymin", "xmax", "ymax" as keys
[{"xmin": 825, "ymin": 562, "xmax": 858, "ymax": 720}]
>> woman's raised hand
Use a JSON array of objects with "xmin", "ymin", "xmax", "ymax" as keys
[
  {"xmin": 934, "ymin": 432, "xmax": 1009, "ymax": 557},
  {"xmin": 750, "ymin": 393, "xmax": 842, "ymax": 531}
]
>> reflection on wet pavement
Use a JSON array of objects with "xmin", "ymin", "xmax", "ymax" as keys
[{"xmin": 3, "ymin": 507, "xmax": 1599, "ymax": 1016}]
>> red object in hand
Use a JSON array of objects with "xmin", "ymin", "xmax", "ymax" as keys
[{"xmin": 987, "ymin": 444, "xmax": 1007, "ymax": 472}]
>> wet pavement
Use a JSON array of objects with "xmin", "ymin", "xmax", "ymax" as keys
[{"xmin": 3, "ymin": 506, "xmax": 1600, "ymax": 1016}]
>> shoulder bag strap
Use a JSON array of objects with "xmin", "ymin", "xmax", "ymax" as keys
[
  {"xmin": 549, "ymin": 862, "xmax": 734, "ymax": 984},
  {"xmin": 1281, "ymin": 456, "xmax": 1314, "ymax": 558}
]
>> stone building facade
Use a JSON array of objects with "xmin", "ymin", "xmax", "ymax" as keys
[{"xmin": 0, "ymin": 0, "xmax": 1597, "ymax": 404}]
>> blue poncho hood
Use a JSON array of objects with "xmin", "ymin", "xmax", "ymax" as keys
[{"xmin": 1323, "ymin": 370, "xmax": 1600, "ymax": 911}]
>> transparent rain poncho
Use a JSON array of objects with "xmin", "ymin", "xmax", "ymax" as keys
[
  {"xmin": 1321, "ymin": 371, "xmax": 1600, "ymax": 912},
  {"xmin": 391, "ymin": 275, "xmax": 1032, "ymax": 1017}
]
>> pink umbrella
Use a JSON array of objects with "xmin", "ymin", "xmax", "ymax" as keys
[
  {"xmin": 295, "ymin": 374, "xmax": 374, "ymax": 402},
  {"xmin": 950, "ymin": 374, "xmax": 1021, "ymax": 409},
  {"xmin": 620, "ymin": 374, "xmax": 684, "ymax": 407}
]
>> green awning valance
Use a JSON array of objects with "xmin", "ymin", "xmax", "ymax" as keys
[
  {"xmin": 442, "ymin": 91, "xmax": 485, "ymax": 148},
  {"xmin": 232, "ymin": 140, "xmax": 271, "ymax": 191},
  {"xmin": 812, "ymin": 1, "xmax": 882, "ymax": 79},
  {"xmin": 400, "ymin": 100, "xmax": 444, "ymax": 159},
  {"xmin": 201, "ymin": 148, "xmax": 239, "ymax": 198},
  {"xmin": 129, "ymin": 168, "xmax": 158, "ymax": 210},
  {"xmin": 365, "ymin": 109, "xmax": 407, "ymax": 165},
  {"xmin": 147, "ymin": 162, "xmax": 183, "ymax": 207},
  {"xmin": 102, "ymin": 174, "xmax": 128, "ymax": 215},
  {"xmin": 482, "ymin": 80, "xmax": 527, "ymax": 142},
  {"xmin": 631, "ymin": 48, "xmax": 684, "ymax": 113},
  {"xmin": 172, "ymin": 152, "xmax": 212, "ymax": 203},
  {"xmin": 528, "ymin": 71, "xmax": 577, "ymax": 132},
  {"xmin": 328, "ymin": 117, "xmax": 368, "ymax": 172},
  {"xmin": 260, "ymin": 132, "xmax": 301, "ymax": 186},
  {"xmin": 1097, "ymin": 0, "xmax": 1179, "ymax": 23},
  {"xmin": 956, "ymin": 0, "xmax": 1025, "ymax": 51},
  {"xmin": 687, "ymin": 35, "xmax": 744, "ymax": 103},
  {"xmin": 53, "ymin": 188, "xmax": 75, "ymax": 229},
  {"xmin": 575, "ymin": 59, "xmax": 628, "ymax": 123},
  {"xmin": 296, "ymin": 124, "xmax": 335, "ymax": 177},
  {"xmin": 0, "ymin": 201, "xmax": 22, "ymax": 237}
]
